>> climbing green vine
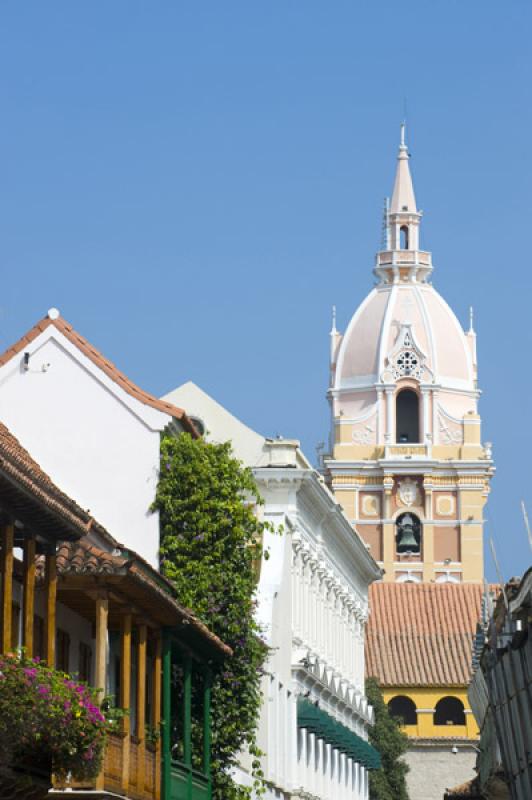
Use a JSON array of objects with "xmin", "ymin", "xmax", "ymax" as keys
[
  {"xmin": 152, "ymin": 432, "xmax": 270, "ymax": 799},
  {"xmin": 365, "ymin": 678, "xmax": 409, "ymax": 800}
]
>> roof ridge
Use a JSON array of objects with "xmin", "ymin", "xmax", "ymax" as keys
[{"xmin": 0, "ymin": 313, "xmax": 198, "ymax": 436}]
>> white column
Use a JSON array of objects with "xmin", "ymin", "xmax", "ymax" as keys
[
  {"xmin": 317, "ymin": 571, "xmax": 325, "ymax": 658},
  {"xmin": 308, "ymin": 732, "xmax": 316, "ymax": 796},
  {"xmin": 304, "ymin": 562, "xmax": 310, "ymax": 645},
  {"xmin": 349, "ymin": 608, "xmax": 356, "ymax": 683},
  {"xmin": 310, "ymin": 566, "xmax": 317, "ymax": 650},
  {"xmin": 317, "ymin": 737, "xmax": 324, "ymax": 798},
  {"xmin": 302, "ymin": 556, "xmax": 308, "ymax": 641},
  {"xmin": 267, "ymin": 676, "xmax": 276, "ymax": 783},
  {"xmin": 376, "ymin": 388, "xmax": 384, "ymax": 443},
  {"xmin": 385, "ymin": 388, "xmax": 394, "ymax": 443},
  {"xmin": 325, "ymin": 582, "xmax": 332, "ymax": 664},
  {"xmin": 292, "ymin": 550, "xmax": 298, "ymax": 637},
  {"xmin": 278, "ymin": 685, "xmax": 285, "ymax": 787},
  {"xmin": 354, "ymin": 619, "xmax": 361, "ymax": 689},
  {"xmin": 432, "ymin": 390, "xmax": 438, "ymax": 445},
  {"xmin": 422, "ymin": 389, "xmax": 429, "ymax": 443},
  {"xmin": 344, "ymin": 608, "xmax": 350, "ymax": 681},
  {"xmin": 339, "ymin": 752, "xmax": 346, "ymax": 800},
  {"xmin": 324, "ymin": 742, "xmax": 331, "ymax": 799},
  {"xmin": 288, "ymin": 692, "xmax": 297, "ymax": 791},
  {"xmin": 333, "ymin": 591, "xmax": 340, "ymax": 671}
]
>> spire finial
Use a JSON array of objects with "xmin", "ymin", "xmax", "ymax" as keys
[
  {"xmin": 469, "ymin": 305, "xmax": 475, "ymax": 333},
  {"xmin": 331, "ymin": 305, "xmax": 337, "ymax": 334},
  {"xmin": 390, "ymin": 122, "xmax": 417, "ymax": 213}
]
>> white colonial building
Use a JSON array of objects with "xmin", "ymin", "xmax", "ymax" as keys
[
  {"xmin": 164, "ymin": 382, "xmax": 382, "ymax": 800},
  {"xmin": 0, "ymin": 309, "xmax": 196, "ymax": 567}
]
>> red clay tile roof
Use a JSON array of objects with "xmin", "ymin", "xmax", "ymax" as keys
[
  {"xmin": 444, "ymin": 777, "xmax": 482, "ymax": 798},
  {"xmin": 0, "ymin": 421, "xmax": 99, "ymax": 540},
  {"xmin": 44, "ymin": 539, "xmax": 231, "ymax": 657},
  {"xmin": 54, "ymin": 540, "xmax": 125, "ymax": 575},
  {"xmin": 366, "ymin": 582, "xmax": 491, "ymax": 687},
  {"xmin": 0, "ymin": 313, "xmax": 197, "ymax": 436}
]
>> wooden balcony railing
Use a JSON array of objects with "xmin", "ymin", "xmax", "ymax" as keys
[{"xmin": 53, "ymin": 733, "xmax": 159, "ymax": 800}]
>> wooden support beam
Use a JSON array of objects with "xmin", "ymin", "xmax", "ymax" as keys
[
  {"xmin": 153, "ymin": 633, "xmax": 162, "ymax": 800},
  {"xmin": 136, "ymin": 623, "xmax": 147, "ymax": 793},
  {"xmin": 0, "ymin": 524, "xmax": 14, "ymax": 653},
  {"xmin": 120, "ymin": 613, "xmax": 132, "ymax": 794},
  {"xmin": 22, "ymin": 536, "xmax": 36, "ymax": 658},
  {"xmin": 94, "ymin": 593, "xmax": 108, "ymax": 792},
  {"xmin": 44, "ymin": 552, "xmax": 57, "ymax": 666}
]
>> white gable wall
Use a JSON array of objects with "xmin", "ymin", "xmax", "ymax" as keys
[
  {"xmin": 163, "ymin": 381, "xmax": 267, "ymax": 465},
  {"xmin": 0, "ymin": 328, "xmax": 172, "ymax": 567}
]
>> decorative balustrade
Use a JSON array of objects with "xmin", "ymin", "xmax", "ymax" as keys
[
  {"xmin": 385, "ymin": 443, "xmax": 429, "ymax": 458},
  {"xmin": 376, "ymin": 250, "xmax": 432, "ymax": 267}
]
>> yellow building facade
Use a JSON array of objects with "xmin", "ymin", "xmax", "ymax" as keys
[{"xmin": 324, "ymin": 127, "xmax": 493, "ymax": 799}]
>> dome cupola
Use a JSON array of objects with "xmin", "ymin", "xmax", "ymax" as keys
[
  {"xmin": 328, "ymin": 126, "xmax": 480, "ymax": 451},
  {"xmin": 374, "ymin": 124, "xmax": 432, "ymax": 285}
]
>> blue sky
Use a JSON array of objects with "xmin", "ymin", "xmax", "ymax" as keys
[{"xmin": 0, "ymin": 2, "xmax": 530, "ymax": 581}]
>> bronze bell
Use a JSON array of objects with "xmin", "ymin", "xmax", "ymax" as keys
[{"xmin": 397, "ymin": 513, "xmax": 418, "ymax": 553}]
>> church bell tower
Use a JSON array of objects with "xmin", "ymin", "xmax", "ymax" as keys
[{"xmin": 325, "ymin": 126, "xmax": 494, "ymax": 584}]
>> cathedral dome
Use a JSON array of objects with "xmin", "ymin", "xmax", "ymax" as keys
[
  {"xmin": 328, "ymin": 125, "xmax": 480, "ymax": 443},
  {"xmin": 335, "ymin": 282, "xmax": 475, "ymax": 392}
]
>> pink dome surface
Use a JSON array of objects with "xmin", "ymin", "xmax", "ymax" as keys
[{"xmin": 335, "ymin": 283, "xmax": 474, "ymax": 390}]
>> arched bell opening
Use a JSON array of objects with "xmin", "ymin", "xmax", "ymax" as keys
[
  {"xmin": 388, "ymin": 696, "xmax": 418, "ymax": 726},
  {"xmin": 434, "ymin": 697, "xmax": 466, "ymax": 726},
  {"xmin": 400, "ymin": 225, "xmax": 410, "ymax": 250},
  {"xmin": 396, "ymin": 388, "xmax": 420, "ymax": 443},
  {"xmin": 396, "ymin": 512, "xmax": 421, "ymax": 555}
]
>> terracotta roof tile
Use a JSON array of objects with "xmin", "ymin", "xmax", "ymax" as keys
[
  {"xmin": 366, "ymin": 583, "xmax": 495, "ymax": 687},
  {"xmin": 444, "ymin": 777, "xmax": 482, "ymax": 798},
  {"xmin": 0, "ymin": 421, "xmax": 97, "ymax": 539},
  {"xmin": 43, "ymin": 539, "xmax": 231, "ymax": 657},
  {"xmin": 54, "ymin": 540, "xmax": 125, "ymax": 575},
  {"xmin": 0, "ymin": 313, "xmax": 198, "ymax": 436}
]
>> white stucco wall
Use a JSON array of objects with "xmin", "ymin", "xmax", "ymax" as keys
[
  {"xmin": 404, "ymin": 743, "xmax": 477, "ymax": 800},
  {"xmin": 0, "ymin": 327, "xmax": 173, "ymax": 567}
]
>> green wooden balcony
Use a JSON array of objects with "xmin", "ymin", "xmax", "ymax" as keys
[
  {"xmin": 162, "ymin": 631, "xmax": 212, "ymax": 800},
  {"xmin": 169, "ymin": 761, "xmax": 210, "ymax": 800}
]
